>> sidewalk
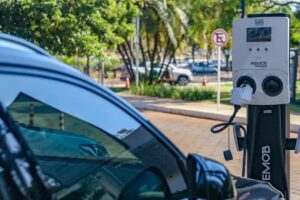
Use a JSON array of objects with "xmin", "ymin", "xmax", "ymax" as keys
[{"xmin": 118, "ymin": 93, "xmax": 300, "ymax": 133}]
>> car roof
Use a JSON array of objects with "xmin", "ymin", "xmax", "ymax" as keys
[{"xmin": 0, "ymin": 32, "xmax": 51, "ymax": 56}]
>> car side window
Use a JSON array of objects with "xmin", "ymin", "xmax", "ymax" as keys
[
  {"xmin": 2, "ymin": 73, "xmax": 187, "ymax": 199},
  {"xmin": 9, "ymin": 93, "xmax": 132, "ymax": 159}
]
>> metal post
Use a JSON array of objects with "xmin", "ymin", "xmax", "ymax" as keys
[
  {"xmin": 240, "ymin": 0, "xmax": 245, "ymax": 18},
  {"xmin": 135, "ymin": 15, "xmax": 140, "ymax": 86},
  {"xmin": 217, "ymin": 46, "xmax": 221, "ymax": 111},
  {"xmin": 29, "ymin": 103, "xmax": 34, "ymax": 127},
  {"xmin": 290, "ymin": 49, "xmax": 298, "ymax": 103},
  {"xmin": 224, "ymin": 49, "xmax": 230, "ymax": 80},
  {"xmin": 101, "ymin": 60, "xmax": 105, "ymax": 85},
  {"xmin": 59, "ymin": 112, "xmax": 64, "ymax": 131}
]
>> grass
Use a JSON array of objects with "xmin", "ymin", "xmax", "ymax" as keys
[
  {"xmin": 130, "ymin": 83, "xmax": 216, "ymax": 101},
  {"xmin": 115, "ymin": 80, "xmax": 300, "ymax": 114},
  {"xmin": 110, "ymin": 87, "xmax": 128, "ymax": 93}
]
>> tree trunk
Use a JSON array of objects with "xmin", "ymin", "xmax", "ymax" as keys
[
  {"xmin": 146, "ymin": 30, "xmax": 152, "ymax": 63},
  {"xmin": 158, "ymin": 38, "xmax": 170, "ymax": 80},
  {"xmin": 85, "ymin": 55, "xmax": 90, "ymax": 75},
  {"xmin": 160, "ymin": 48, "xmax": 176, "ymax": 82},
  {"xmin": 126, "ymin": 40, "xmax": 136, "ymax": 63},
  {"xmin": 139, "ymin": 36, "xmax": 148, "ymax": 75},
  {"xmin": 149, "ymin": 31, "xmax": 159, "ymax": 85},
  {"xmin": 120, "ymin": 43, "xmax": 135, "ymax": 80},
  {"xmin": 192, "ymin": 44, "xmax": 196, "ymax": 64},
  {"xmin": 206, "ymin": 49, "xmax": 211, "ymax": 65},
  {"xmin": 117, "ymin": 45, "xmax": 134, "ymax": 80},
  {"xmin": 159, "ymin": 35, "xmax": 185, "ymax": 82}
]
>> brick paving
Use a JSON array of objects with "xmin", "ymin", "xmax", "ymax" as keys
[
  {"xmin": 142, "ymin": 111, "xmax": 300, "ymax": 200},
  {"xmin": 119, "ymin": 93, "xmax": 300, "ymax": 133}
]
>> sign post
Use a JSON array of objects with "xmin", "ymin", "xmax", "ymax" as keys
[{"xmin": 211, "ymin": 29, "xmax": 228, "ymax": 111}]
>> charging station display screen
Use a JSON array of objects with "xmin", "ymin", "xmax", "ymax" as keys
[{"xmin": 247, "ymin": 27, "xmax": 272, "ymax": 42}]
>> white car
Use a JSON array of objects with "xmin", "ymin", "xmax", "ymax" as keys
[
  {"xmin": 122, "ymin": 63, "xmax": 193, "ymax": 86},
  {"xmin": 209, "ymin": 59, "xmax": 227, "ymax": 70},
  {"xmin": 164, "ymin": 63, "xmax": 193, "ymax": 85}
]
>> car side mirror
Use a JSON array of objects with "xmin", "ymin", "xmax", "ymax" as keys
[{"xmin": 187, "ymin": 154, "xmax": 235, "ymax": 200}]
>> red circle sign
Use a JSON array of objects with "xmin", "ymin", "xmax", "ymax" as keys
[{"xmin": 211, "ymin": 29, "xmax": 228, "ymax": 47}]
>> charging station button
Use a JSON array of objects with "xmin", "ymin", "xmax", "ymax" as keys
[{"xmin": 262, "ymin": 76, "xmax": 283, "ymax": 96}]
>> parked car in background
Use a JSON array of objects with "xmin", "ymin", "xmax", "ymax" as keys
[
  {"xmin": 121, "ymin": 63, "xmax": 193, "ymax": 86},
  {"xmin": 209, "ymin": 59, "xmax": 227, "ymax": 70},
  {"xmin": 0, "ymin": 33, "xmax": 283, "ymax": 200},
  {"xmin": 190, "ymin": 62, "xmax": 218, "ymax": 74},
  {"xmin": 173, "ymin": 57, "xmax": 190, "ymax": 68},
  {"xmin": 163, "ymin": 63, "xmax": 193, "ymax": 85}
]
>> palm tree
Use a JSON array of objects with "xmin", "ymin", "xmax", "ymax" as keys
[{"xmin": 118, "ymin": 0, "xmax": 188, "ymax": 84}]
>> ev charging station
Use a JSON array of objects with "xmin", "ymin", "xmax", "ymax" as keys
[
  {"xmin": 233, "ymin": 14, "xmax": 292, "ymax": 198},
  {"xmin": 212, "ymin": 13, "xmax": 300, "ymax": 200},
  {"xmin": 233, "ymin": 15, "xmax": 290, "ymax": 105}
]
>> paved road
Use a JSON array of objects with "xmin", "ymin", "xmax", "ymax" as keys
[
  {"xmin": 102, "ymin": 71, "xmax": 232, "ymax": 88},
  {"xmin": 142, "ymin": 110, "xmax": 300, "ymax": 199}
]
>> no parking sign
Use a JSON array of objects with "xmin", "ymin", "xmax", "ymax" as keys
[
  {"xmin": 211, "ymin": 28, "xmax": 228, "ymax": 111},
  {"xmin": 211, "ymin": 29, "xmax": 228, "ymax": 47}
]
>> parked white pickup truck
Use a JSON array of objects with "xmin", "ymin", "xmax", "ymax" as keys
[{"xmin": 121, "ymin": 63, "xmax": 193, "ymax": 86}]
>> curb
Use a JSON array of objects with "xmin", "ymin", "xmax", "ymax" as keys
[{"xmin": 130, "ymin": 102, "xmax": 300, "ymax": 133}]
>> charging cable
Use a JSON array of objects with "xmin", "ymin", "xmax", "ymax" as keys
[
  {"xmin": 211, "ymin": 85, "xmax": 253, "ymax": 134},
  {"xmin": 211, "ymin": 85, "xmax": 253, "ymax": 176},
  {"xmin": 210, "ymin": 104, "xmax": 241, "ymax": 133}
]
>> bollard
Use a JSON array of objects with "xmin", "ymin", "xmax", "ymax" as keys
[
  {"xmin": 125, "ymin": 77, "xmax": 131, "ymax": 89},
  {"xmin": 29, "ymin": 103, "xmax": 34, "ymax": 127},
  {"xmin": 59, "ymin": 112, "xmax": 64, "ymax": 131},
  {"xmin": 202, "ymin": 76, "xmax": 207, "ymax": 86}
]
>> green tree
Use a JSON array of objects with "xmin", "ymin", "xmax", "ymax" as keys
[
  {"xmin": 117, "ymin": 0, "xmax": 188, "ymax": 84},
  {"xmin": 187, "ymin": 0, "xmax": 241, "ymax": 62},
  {"xmin": 0, "ymin": 0, "xmax": 138, "ymax": 75},
  {"xmin": 248, "ymin": 0, "xmax": 300, "ymax": 47}
]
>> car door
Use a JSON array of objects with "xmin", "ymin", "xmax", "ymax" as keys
[{"xmin": 0, "ymin": 60, "xmax": 188, "ymax": 199}]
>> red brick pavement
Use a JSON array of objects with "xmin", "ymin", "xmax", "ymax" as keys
[{"xmin": 142, "ymin": 111, "xmax": 300, "ymax": 200}]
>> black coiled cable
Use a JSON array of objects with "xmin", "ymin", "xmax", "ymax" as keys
[
  {"xmin": 210, "ymin": 105, "xmax": 248, "ymax": 177},
  {"xmin": 210, "ymin": 105, "xmax": 242, "ymax": 134}
]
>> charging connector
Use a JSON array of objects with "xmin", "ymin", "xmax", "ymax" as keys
[
  {"xmin": 211, "ymin": 84, "xmax": 253, "ymax": 134},
  {"xmin": 231, "ymin": 85, "xmax": 253, "ymax": 106}
]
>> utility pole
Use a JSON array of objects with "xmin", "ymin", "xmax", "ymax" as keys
[
  {"xmin": 240, "ymin": 0, "xmax": 245, "ymax": 18},
  {"xmin": 135, "ymin": 15, "xmax": 140, "ymax": 86},
  {"xmin": 101, "ymin": 60, "xmax": 105, "ymax": 85}
]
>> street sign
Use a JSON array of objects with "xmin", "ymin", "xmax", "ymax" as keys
[
  {"xmin": 211, "ymin": 29, "xmax": 228, "ymax": 47},
  {"xmin": 211, "ymin": 28, "xmax": 228, "ymax": 111}
]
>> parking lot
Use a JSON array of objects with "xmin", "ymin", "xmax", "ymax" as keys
[{"xmin": 143, "ymin": 110, "xmax": 300, "ymax": 199}]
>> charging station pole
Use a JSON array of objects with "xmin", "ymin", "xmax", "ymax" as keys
[
  {"xmin": 245, "ymin": 14, "xmax": 290, "ymax": 198},
  {"xmin": 247, "ymin": 104, "xmax": 290, "ymax": 197}
]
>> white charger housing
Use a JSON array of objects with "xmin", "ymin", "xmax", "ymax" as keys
[{"xmin": 232, "ymin": 15, "xmax": 290, "ymax": 105}]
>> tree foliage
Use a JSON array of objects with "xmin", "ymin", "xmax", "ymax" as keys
[
  {"xmin": 117, "ymin": 0, "xmax": 188, "ymax": 84},
  {"xmin": 0, "ymin": 0, "xmax": 299, "ymax": 79},
  {"xmin": 0, "ymin": 0, "xmax": 138, "ymax": 74}
]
